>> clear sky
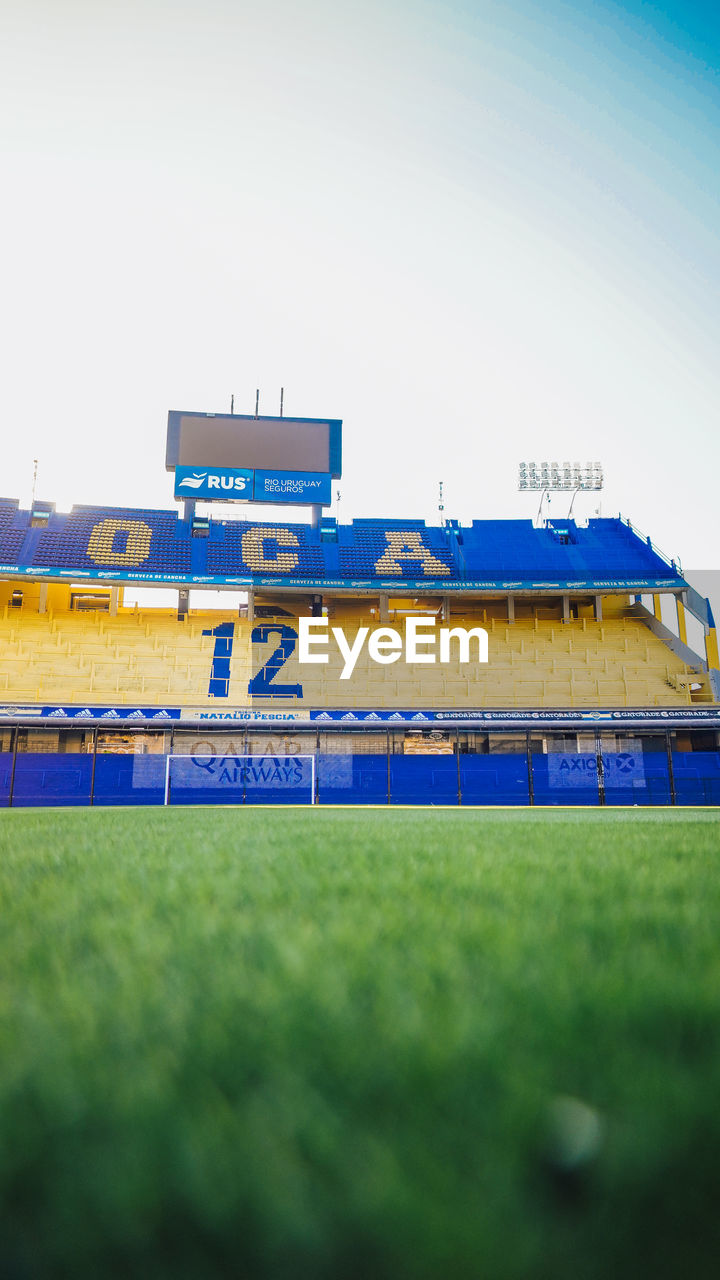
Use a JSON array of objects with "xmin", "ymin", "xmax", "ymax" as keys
[{"xmin": 2, "ymin": 0, "xmax": 718, "ymax": 568}]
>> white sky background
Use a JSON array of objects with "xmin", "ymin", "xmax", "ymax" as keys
[{"xmin": 1, "ymin": 0, "xmax": 718, "ymax": 569}]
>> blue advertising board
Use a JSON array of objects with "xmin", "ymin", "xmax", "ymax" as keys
[
  {"xmin": 174, "ymin": 465, "xmax": 253, "ymax": 501},
  {"xmin": 0, "ymin": 704, "xmax": 719, "ymax": 730},
  {"xmin": 173, "ymin": 465, "xmax": 331, "ymax": 505},
  {"xmin": 0, "ymin": 563, "xmax": 684, "ymax": 593},
  {"xmin": 253, "ymin": 470, "xmax": 332, "ymax": 505}
]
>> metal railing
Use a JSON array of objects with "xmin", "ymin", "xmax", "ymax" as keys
[{"xmin": 620, "ymin": 515, "xmax": 682, "ymax": 574}]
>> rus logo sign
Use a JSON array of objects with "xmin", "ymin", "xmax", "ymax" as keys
[{"xmin": 178, "ymin": 471, "xmax": 250, "ymax": 492}]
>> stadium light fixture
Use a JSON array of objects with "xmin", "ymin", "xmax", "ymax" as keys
[
  {"xmin": 518, "ymin": 461, "xmax": 604, "ymax": 492},
  {"xmin": 518, "ymin": 461, "xmax": 604, "ymax": 524}
]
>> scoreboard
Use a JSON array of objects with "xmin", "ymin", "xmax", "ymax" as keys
[{"xmin": 166, "ymin": 410, "xmax": 342, "ymax": 506}]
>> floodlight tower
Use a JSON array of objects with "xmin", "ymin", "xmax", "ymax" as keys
[{"xmin": 518, "ymin": 461, "xmax": 604, "ymax": 525}]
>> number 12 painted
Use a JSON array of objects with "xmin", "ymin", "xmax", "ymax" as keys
[{"xmin": 203, "ymin": 623, "xmax": 303, "ymax": 699}]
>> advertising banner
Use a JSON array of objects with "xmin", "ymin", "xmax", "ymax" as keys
[
  {"xmin": 0, "ymin": 564, "xmax": 683, "ymax": 592},
  {"xmin": 174, "ymin": 465, "xmax": 253, "ymax": 500},
  {"xmin": 253, "ymin": 470, "xmax": 332, "ymax": 504},
  {"xmin": 173, "ymin": 465, "xmax": 332, "ymax": 505},
  {"xmin": 1, "ymin": 705, "xmax": 718, "ymax": 728}
]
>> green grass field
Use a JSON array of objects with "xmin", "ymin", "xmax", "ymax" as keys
[{"xmin": 1, "ymin": 807, "xmax": 719, "ymax": 1279}]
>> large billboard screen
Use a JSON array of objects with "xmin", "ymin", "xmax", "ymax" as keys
[{"xmin": 166, "ymin": 411, "xmax": 342, "ymax": 478}]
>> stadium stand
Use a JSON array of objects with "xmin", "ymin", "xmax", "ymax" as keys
[
  {"xmin": 457, "ymin": 517, "xmax": 676, "ymax": 582},
  {"xmin": 30, "ymin": 506, "xmax": 192, "ymax": 574},
  {"xmin": 0, "ymin": 502, "xmax": 686, "ymax": 586},
  {"xmin": 0, "ymin": 499, "xmax": 717, "ymax": 807},
  {"xmin": 337, "ymin": 520, "xmax": 455, "ymax": 579},
  {"xmin": 206, "ymin": 522, "xmax": 326, "ymax": 577},
  {"xmin": 0, "ymin": 499, "xmax": 26, "ymax": 564},
  {"xmin": 0, "ymin": 597, "xmax": 711, "ymax": 708}
]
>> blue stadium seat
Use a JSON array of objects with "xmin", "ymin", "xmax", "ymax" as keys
[
  {"xmin": 0, "ymin": 500, "xmax": 26, "ymax": 563},
  {"xmin": 0, "ymin": 501, "xmax": 684, "ymax": 587},
  {"xmin": 32, "ymin": 506, "xmax": 192, "ymax": 574},
  {"xmin": 206, "ymin": 521, "xmax": 326, "ymax": 577}
]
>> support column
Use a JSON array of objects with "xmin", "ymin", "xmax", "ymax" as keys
[
  {"xmin": 594, "ymin": 594, "xmax": 603, "ymax": 622},
  {"xmin": 247, "ymin": 589, "xmax": 255, "ymax": 624},
  {"xmin": 8, "ymin": 725, "xmax": 18, "ymax": 807},
  {"xmin": 562, "ymin": 594, "xmax": 570, "ymax": 624},
  {"xmin": 89, "ymin": 726, "xmax": 98, "ymax": 806},
  {"xmin": 665, "ymin": 730, "xmax": 676, "ymax": 806},
  {"xmin": 379, "ymin": 594, "xmax": 389, "ymax": 623},
  {"xmin": 653, "ymin": 593, "xmax": 663, "ymax": 622},
  {"xmin": 705, "ymin": 619, "xmax": 719, "ymax": 672},
  {"xmin": 507, "ymin": 595, "xmax": 515, "ymax": 624},
  {"xmin": 675, "ymin": 595, "xmax": 687, "ymax": 646},
  {"xmin": 310, "ymin": 504, "xmax": 322, "ymax": 529},
  {"xmin": 109, "ymin": 586, "xmax": 119, "ymax": 617},
  {"xmin": 595, "ymin": 731, "xmax": 606, "ymax": 806},
  {"xmin": 38, "ymin": 583, "xmax": 48, "ymax": 614},
  {"xmin": 177, "ymin": 588, "xmax": 189, "ymax": 620}
]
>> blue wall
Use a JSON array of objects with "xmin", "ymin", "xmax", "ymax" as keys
[
  {"xmin": 1, "ymin": 748, "xmax": 718, "ymax": 806},
  {"xmin": 672, "ymin": 751, "xmax": 720, "ymax": 805},
  {"xmin": 10, "ymin": 753, "xmax": 94, "ymax": 808},
  {"xmin": 0, "ymin": 753, "xmax": 13, "ymax": 806},
  {"xmin": 93, "ymin": 754, "xmax": 166, "ymax": 806},
  {"xmin": 460, "ymin": 754, "xmax": 531, "ymax": 806}
]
